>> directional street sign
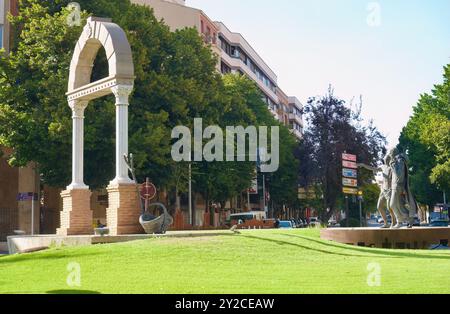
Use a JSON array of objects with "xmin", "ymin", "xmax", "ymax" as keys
[
  {"xmin": 342, "ymin": 168, "xmax": 358, "ymax": 178},
  {"xmin": 343, "ymin": 187, "xmax": 359, "ymax": 195},
  {"xmin": 343, "ymin": 178, "xmax": 358, "ymax": 188},
  {"xmin": 342, "ymin": 153, "xmax": 357, "ymax": 162},
  {"xmin": 342, "ymin": 160, "xmax": 358, "ymax": 169},
  {"xmin": 342, "ymin": 152, "xmax": 358, "ymax": 195}
]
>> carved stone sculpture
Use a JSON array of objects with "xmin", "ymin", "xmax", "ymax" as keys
[{"xmin": 389, "ymin": 148, "xmax": 418, "ymax": 229}]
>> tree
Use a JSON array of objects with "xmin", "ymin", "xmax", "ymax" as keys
[
  {"xmin": 299, "ymin": 87, "xmax": 386, "ymax": 221},
  {"xmin": 399, "ymin": 64, "xmax": 450, "ymax": 205},
  {"xmin": 0, "ymin": 1, "xmax": 301, "ymax": 218},
  {"xmin": 0, "ymin": 0, "xmax": 222, "ymax": 191},
  {"xmin": 267, "ymin": 124, "xmax": 299, "ymax": 215},
  {"xmin": 192, "ymin": 74, "xmax": 269, "ymax": 213}
]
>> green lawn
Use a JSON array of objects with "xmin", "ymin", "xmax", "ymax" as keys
[{"xmin": 1, "ymin": 229, "xmax": 449, "ymax": 294}]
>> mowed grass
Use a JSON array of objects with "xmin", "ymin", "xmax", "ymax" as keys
[{"xmin": 0, "ymin": 229, "xmax": 449, "ymax": 294}]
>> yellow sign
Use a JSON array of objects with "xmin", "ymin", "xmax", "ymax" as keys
[{"xmin": 343, "ymin": 187, "xmax": 359, "ymax": 195}]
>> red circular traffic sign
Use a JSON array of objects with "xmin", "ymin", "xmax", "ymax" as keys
[{"xmin": 140, "ymin": 181, "xmax": 157, "ymax": 201}]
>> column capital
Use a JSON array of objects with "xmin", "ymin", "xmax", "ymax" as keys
[
  {"xmin": 111, "ymin": 85, "xmax": 133, "ymax": 105},
  {"xmin": 68, "ymin": 100, "xmax": 89, "ymax": 118}
]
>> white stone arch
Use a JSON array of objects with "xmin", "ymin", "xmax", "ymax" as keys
[{"xmin": 66, "ymin": 17, "xmax": 135, "ymax": 190}]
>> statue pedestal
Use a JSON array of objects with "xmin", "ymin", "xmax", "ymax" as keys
[
  {"xmin": 321, "ymin": 227, "xmax": 450, "ymax": 249},
  {"xmin": 107, "ymin": 183, "xmax": 143, "ymax": 235},
  {"xmin": 57, "ymin": 189, "xmax": 93, "ymax": 236}
]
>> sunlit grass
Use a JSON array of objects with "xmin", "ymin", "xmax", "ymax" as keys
[{"xmin": 1, "ymin": 229, "xmax": 449, "ymax": 294}]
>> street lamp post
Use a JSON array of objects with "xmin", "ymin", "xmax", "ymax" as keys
[
  {"xmin": 189, "ymin": 162, "xmax": 192, "ymax": 226},
  {"xmin": 358, "ymin": 191, "xmax": 364, "ymax": 227},
  {"xmin": 345, "ymin": 196, "xmax": 349, "ymax": 227},
  {"xmin": 359, "ymin": 197, "xmax": 363, "ymax": 227}
]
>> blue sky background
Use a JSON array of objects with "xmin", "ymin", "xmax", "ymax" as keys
[{"xmin": 188, "ymin": 0, "xmax": 450, "ymax": 146}]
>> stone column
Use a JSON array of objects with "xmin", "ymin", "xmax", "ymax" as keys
[
  {"xmin": 110, "ymin": 85, "xmax": 134, "ymax": 186},
  {"xmin": 107, "ymin": 84, "xmax": 142, "ymax": 235},
  {"xmin": 57, "ymin": 100, "xmax": 93, "ymax": 236},
  {"xmin": 68, "ymin": 100, "xmax": 89, "ymax": 190}
]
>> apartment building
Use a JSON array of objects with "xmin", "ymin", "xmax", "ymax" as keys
[
  {"xmin": 0, "ymin": 0, "xmax": 17, "ymax": 53},
  {"xmin": 132, "ymin": 0, "xmax": 303, "ymax": 140},
  {"xmin": 132, "ymin": 0, "xmax": 221, "ymax": 59},
  {"xmin": 289, "ymin": 97, "xmax": 304, "ymax": 140}
]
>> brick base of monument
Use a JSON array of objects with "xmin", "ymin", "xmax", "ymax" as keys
[
  {"xmin": 57, "ymin": 189, "xmax": 93, "ymax": 236},
  {"xmin": 106, "ymin": 184, "xmax": 144, "ymax": 235}
]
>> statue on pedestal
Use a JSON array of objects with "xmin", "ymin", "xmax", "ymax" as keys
[
  {"xmin": 359, "ymin": 148, "xmax": 418, "ymax": 229},
  {"xmin": 359, "ymin": 153, "xmax": 396, "ymax": 228},
  {"xmin": 388, "ymin": 148, "xmax": 418, "ymax": 229}
]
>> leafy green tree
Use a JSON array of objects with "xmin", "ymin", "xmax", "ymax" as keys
[
  {"xmin": 399, "ymin": 64, "xmax": 450, "ymax": 205},
  {"xmin": 0, "ymin": 0, "xmax": 222, "ymax": 191},
  {"xmin": 299, "ymin": 87, "xmax": 386, "ymax": 221},
  {"xmin": 0, "ymin": 1, "xmax": 301, "ymax": 218},
  {"xmin": 193, "ymin": 74, "xmax": 262, "ymax": 212}
]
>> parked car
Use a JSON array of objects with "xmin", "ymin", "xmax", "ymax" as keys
[
  {"xmin": 309, "ymin": 217, "xmax": 321, "ymax": 227},
  {"xmin": 378, "ymin": 215, "xmax": 392, "ymax": 225},
  {"xmin": 328, "ymin": 218, "xmax": 338, "ymax": 227},
  {"xmin": 278, "ymin": 221, "xmax": 294, "ymax": 229},
  {"xmin": 290, "ymin": 219, "xmax": 297, "ymax": 228},
  {"xmin": 429, "ymin": 208, "xmax": 449, "ymax": 227}
]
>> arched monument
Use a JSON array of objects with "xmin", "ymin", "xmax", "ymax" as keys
[{"xmin": 57, "ymin": 17, "xmax": 141, "ymax": 236}]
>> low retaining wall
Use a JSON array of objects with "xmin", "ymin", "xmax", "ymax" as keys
[
  {"xmin": 7, "ymin": 230, "xmax": 234, "ymax": 254},
  {"xmin": 321, "ymin": 227, "xmax": 450, "ymax": 249}
]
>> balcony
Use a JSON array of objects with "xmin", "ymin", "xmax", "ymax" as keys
[
  {"xmin": 220, "ymin": 52, "xmax": 278, "ymax": 103},
  {"xmin": 289, "ymin": 113, "xmax": 303, "ymax": 127},
  {"xmin": 290, "ymin": 129, "xmax": 303, "ymax": 140}
]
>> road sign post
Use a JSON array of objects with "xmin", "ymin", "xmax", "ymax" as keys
[
  {"xmin": 358, "ymin": 191, "xmax": 363, "ymax": 227},
  {"xmin": 140, "ymin": 178, "xmax": 157, "ymax": 215},
  {"xmin": 342, "ymin": 153, "xmax": 358, "ymax": 226}
]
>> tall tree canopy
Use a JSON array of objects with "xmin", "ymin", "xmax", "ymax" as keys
[
  {"xmin": 0, "ymin": 0, "xmax": 300, "ymax": 212},
  {"xmin": 0, "ymin": 0, "xmax": 222, "ymax": 189},
  {"xmin": 298, "ymin": 87, "xmax": 386, "ymax": 221},
  {"xmin": 399, "ymin": 64, "xmax": 450, "ymax": 205}
]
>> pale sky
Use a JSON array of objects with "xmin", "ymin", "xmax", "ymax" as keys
[{"xmin": 188, "ymin": 0, "xmax": 450, "ymax": 146}]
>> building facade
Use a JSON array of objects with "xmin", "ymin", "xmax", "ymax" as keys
[
  {"xmin": 132, "ymin": 0, "xmax": 303, "ymax": 140},
  {"xmin": 0, "ymin": 0, "xmax": 60, "ymax": 244},
  {"xmin": 0, "ymin": 1, "xmax": 304, "ymax": 240},
  {"xmin": 0, "ymin": 0, "xmax": 17, "ymax": 53}
]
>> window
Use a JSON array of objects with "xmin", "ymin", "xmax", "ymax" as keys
[{"xmin": 221, "ymin": 61, "xmax": 231, "ymax": 74}]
